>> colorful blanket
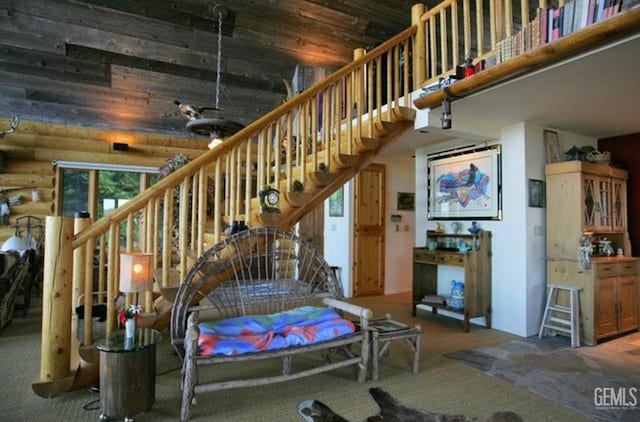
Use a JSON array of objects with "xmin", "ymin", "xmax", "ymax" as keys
[{"xmin": 197, "ymin": 306, "xmax": 355, "ymax": 356}]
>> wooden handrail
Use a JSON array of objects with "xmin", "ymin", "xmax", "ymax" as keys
[
  {"xmin": 72, "ymin": 24, "xmax": 417, "ymax": 248},
  {"xmin": 414, "ymin": 7, "xmax": 640, "ymax": 110}
]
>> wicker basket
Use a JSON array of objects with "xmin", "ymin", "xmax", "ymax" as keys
[{"xmin": 585, "ymin": 150, "xmax": 610, "ymax": 165}]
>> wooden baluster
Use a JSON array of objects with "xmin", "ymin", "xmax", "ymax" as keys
[
  {"xmin": 213, "ymin": 157, "xmax": 222, "ymax": 243},
  {"xmin": 462, "ymin": 0, "xmax": 470, "ymax": 60},
  {"xmin": 490, "ymin": 0, "xmax": 498, "ymax": 48},
  {"xmin": 179, "ymin": 178, "xmax": 189, "ymax": 280},
  {"xmin": 521, "ymin": 0, "xmax": 529, "ymax": 25},
  {"xmin": 505, "ymin": 0, "xmax": 513, "ymax": 38},
  {"xmin": 224, "ymin": 153, "xmax": 231, "ymax": 218},
  {"xmin": 257, "ymin": 129, "xmax": 265, "ymax": 190},
  {"xmin": 244, "ymin": 139, "xmax": 251, "ymax": 226},
  {"xmin": 197, "ymin": 166, "xmax": 206, "ymax": 256},
  {"xmin": 98, "ymin": 234, "xmax": 106, "ymax": 304},
  {"xmin": 273, "ymin": 120, "xmax": 280, "ymax": 188},
  {"xmin": 412, "ymin": 3, "xmax": 426, "ymax": 87},
  {"xmin": 162, "ymin": 189, "xmax": 172, "ymax": 290},
  {"xmin": 84, "ymin": 235, "xmax": 95, "ymax": 344},
  {"xmin": 440, "ymin": 8, "xmax": 449, "ymax": 74},
  {"xmin": 476, "ymin": 0, "xmax": 485, "ymax": 55},
  {"xmin": 311, "ymin": 95, "xmax": 318, "ymax": 170},
  {"xmin": 190, "ymin": 175, "xmax": 197, "ymax": 248},
  {"xmin": 235, "ymin": 144, "xmax": 242, "ymax": 220},
  {"xmin": 429, "ymin": 18, "xmax": 437, "ymax": 79},
  {"xmin": 452, "ymin": 1, "xmax": 460, "ymax": 67},
  {"xmin": 403, "ymin": 40, "xmax": 409, "ymax": 107},
  {"xmin": 345, "ymin": 75, "xmax": 353, "ymax": 154},
  {"xmin": 392, "ymin": 46, "xmax": 399, "ymax": 115},
  {"xmin": 107, "ymin": 223, "xmax": 119, "ymax": 332},
  {"xmin": 335, "ymin": 80, "xmax": 342, "ymax": 155},
  {"xmin": 286, "ymin": 112, "xmax": 293, "ymax": 188}
]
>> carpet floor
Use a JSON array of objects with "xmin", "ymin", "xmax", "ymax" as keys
[
  {"xmin": 0, "ymin": 293, "xmax": 604, "ymax": 421},
  {"xmin": 445, "ymin": 333, "xmax": 640, "ymax": 421}
]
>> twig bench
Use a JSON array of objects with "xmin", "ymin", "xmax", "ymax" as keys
[{"xmin": 170, "ymin": 227, "xmax": 372, "ymax": 421}]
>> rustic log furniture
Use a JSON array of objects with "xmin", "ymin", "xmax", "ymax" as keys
[
  {"xmin": 95, "ymin": 328, "xmax": 162, "ymax": 421},
  {"xmin": 170, "ymin": 227, "xmax": 372, "ymax": 422}
]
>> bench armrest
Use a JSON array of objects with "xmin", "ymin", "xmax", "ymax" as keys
[{"xmin": 322, "ymin": 297, "xmax": 372, "ymax": 327}]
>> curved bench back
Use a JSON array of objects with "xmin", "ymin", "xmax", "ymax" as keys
[{"xmin": 171, "ymin": 227, "xmax": 342, "ymax": 354}]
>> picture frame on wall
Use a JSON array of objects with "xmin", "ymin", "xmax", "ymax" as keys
[
  {"xmin": 328, "ymin": 186, "xmax": 344, "ymax": 217},
  {"xmin": 544, "ymin": 130, "xmax": 561, "ymax": 163},
  {"xmin": 528, "ymin": 179, "xmax": 544, "ymax": 208},
  {"xmin": 427, "ymin": 145, "xmax": 502, "ymax": 220},
  {"xmin": 397, "ymin": 192, "xmax": 415, "ymax": 211}
]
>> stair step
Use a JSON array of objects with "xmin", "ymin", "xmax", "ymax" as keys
[
  {"xmin": 354, "ymin": 136, "xmax": 381, "ymax": 151},
  {"xmin": 332, "ymin": 153, "xmax": 359, "ymax": 169},
  {"xmin": 308, "ymin": 170, "xmax": 337, "ymax": 187},
  {"xmin": 372, "ymin": 120, "xmax": 398, "ymax": 137},
  {"xmin": 390, "ymin": 106, "xmax": 417, "ymax": 122},
  {"xmin": 284, "ymin": 191, "xmax": 313, "ymax": 208}
]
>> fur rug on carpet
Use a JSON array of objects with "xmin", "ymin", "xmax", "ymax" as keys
[{"xmin": 297, "ymin": 387, "xmax": 524, "ymax": 422}]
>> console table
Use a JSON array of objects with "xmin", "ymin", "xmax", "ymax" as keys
[
  {"xmin": 95, "ymin": 328, "xmax": 162, "ymax": 421},
  {"xmin": 412, "ymin": 230, "xmax": 492, "ymax": 332}
]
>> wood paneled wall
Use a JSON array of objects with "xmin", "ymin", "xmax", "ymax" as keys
[{"xmin": 0, "ymin": 117, "xmax": 207, "ymax": 241}]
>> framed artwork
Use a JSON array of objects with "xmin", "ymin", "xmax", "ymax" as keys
[
  {"xmin": 397, "ymin": 192, "xmax": 415, "ymax": 211},
  {"xmin": 528, "ymin": 179, "xmax": 544, "ymax": 208},
  {"xmin": 328, "ymin": 186, "xmax": 344, "ymax": 217},
  {"xmin": 544, "ymin": 130, "xmax": 560, "ymax": 163},
  {"xmin": 427, "ymin": 145, "xmax": 502, "ymax": 220}
]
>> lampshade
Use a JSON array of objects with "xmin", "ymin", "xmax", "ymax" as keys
[
  {"xmin": 1, "ymin": 235, "xmax": 35, "ymax": 252},
  {"xmin": 119, "ymin": 252, "xmax": 154, "ymax": 293}
]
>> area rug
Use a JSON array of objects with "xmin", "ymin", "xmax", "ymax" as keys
[{"xmin": 445, "ymin": 333, "xmax": 640, "ymax": 421}]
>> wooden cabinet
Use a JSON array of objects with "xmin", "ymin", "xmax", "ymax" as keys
[
  {"xmin": 546, "ymin": 161, "xmax": 638, "ymax": 345},
  {"xmin": 594, "ymin": 262, "xmax": 638, "ymax": 340},
  {"xmin": 412, "ymin": 230, "xmax": 491, "ymax": 332}
]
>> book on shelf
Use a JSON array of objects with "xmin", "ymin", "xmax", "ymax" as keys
[
  {"xmin": 422, "ymin": 294, "xmax": 446, "ymax": 305},
  {"xmin": 563, "ymin": 0, "xmax": 576, "ymax": 36}
]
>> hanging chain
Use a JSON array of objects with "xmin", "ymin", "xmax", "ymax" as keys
[{"xmin": 215, "ymin": 6, "xmax": 222, "ymax": 110}]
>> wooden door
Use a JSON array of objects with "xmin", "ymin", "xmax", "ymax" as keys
[
  {"xmin": 299, "ymin": 202, "xmax": 324, "ymax": 255},
  {"xmin": 617, "ymin": 275, "xmax": 638, "ymax": 333},
  {"xmin": 353, "ymin": 163, "xmax": 385, "ymax": 296},
  {"xmin": 595, "ymin": 277, "xmax": 617, "ymax": 339}
]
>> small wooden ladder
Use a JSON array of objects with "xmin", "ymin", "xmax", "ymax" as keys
[{"xmin": 538, "ymin": 283, "xmax": 582, "ymax": 348}]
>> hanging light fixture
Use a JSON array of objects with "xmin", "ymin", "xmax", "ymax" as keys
[{"xmin": 176, "ymin": 4, "xmax": 244, "ymax": 148}]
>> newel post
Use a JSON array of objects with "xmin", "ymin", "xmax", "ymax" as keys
[
  {"xmin": 411, "ymin": 3, "xmax": 426, "ymax": 88},
  {"xmin": 38, "ymin": 216, "xmax": 75, "ymax": 386},
  {"xmin": 353, "ymin": 48, "xmax": 366, "ymax": 115}
]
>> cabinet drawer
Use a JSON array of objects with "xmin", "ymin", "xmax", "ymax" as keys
[
  {"xmin": 414, "ymin": 251, "xmax": 437, "ymax": 263},
  {"xmin": 618, "ymin": 260, "xmax": 639, "ymax": 276},
  {"xmin": 595, "ymin": 263, "xmax": 618, "ymax": 278},
  {"xmin": 438, "ymin": 252, "xmax": 465, "ymax": 266}
]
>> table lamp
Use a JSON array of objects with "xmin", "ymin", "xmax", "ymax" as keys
[{"xmin": 119, "ymin": 252, "xmax": 154, "ymax": 309}]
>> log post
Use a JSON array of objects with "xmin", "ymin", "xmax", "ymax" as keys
[
  {"xmin": 411, "ymin": 3, "xmax": 426, "ymax": 88},
  {"xmin": 37, "ymin": 216, "xmax": 75, "ymax": 389}
]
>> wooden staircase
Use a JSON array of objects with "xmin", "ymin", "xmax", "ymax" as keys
[{"xmin": 33, "ymin": 17, "xmax": 421, "ymax": 397}]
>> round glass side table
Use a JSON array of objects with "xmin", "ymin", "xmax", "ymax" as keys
[{"xmin": 95, "ymin": 328, "xmax": 162, "ymax": 421}]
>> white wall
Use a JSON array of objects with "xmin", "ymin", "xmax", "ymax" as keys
[
  {"xmin": 323, "ymin": 181, "xmax": 353, "ymax": 296},
  {"xmin": 377, "ymin": 154, "xmax": 416, "ymax": 294},
  {"xmin": 414, "ymin": 122, "xmax": 598, "ymax": 337}
]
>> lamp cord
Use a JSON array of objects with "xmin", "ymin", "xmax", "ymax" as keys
[{"xmin": 215, "ymin": 7, "xmax": 222, "ymax": 111}]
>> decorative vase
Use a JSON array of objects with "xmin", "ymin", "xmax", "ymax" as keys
[
  {"xmin": 449, "ymin": 280, "xmax": 465, "ymax": 310},
  {"xmin": 468, "ymin": 221, "xmax": 480, "ymax": 234},
  {"xmin": 125, "ymin": 318, "xmax": 136, "ymax": 338}
]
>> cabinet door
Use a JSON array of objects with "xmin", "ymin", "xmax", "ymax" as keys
[
  {"xmin": 596, "ymin": 177, "xmax": 612, "ymax": 230},
  {"xmin": 595, "ymin": 277, "xmax": 618, "ymax": 339},
  {"xmin": 582, "ymin": 174, "xmax": 598, "ymax": 231},
  {"xmin": 617, "ymin": 275, "xmax": 638, "ymax": 333},
  {"xmin": 611, "ymin": 178, "xmax": 627, "ymax": 232}
]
